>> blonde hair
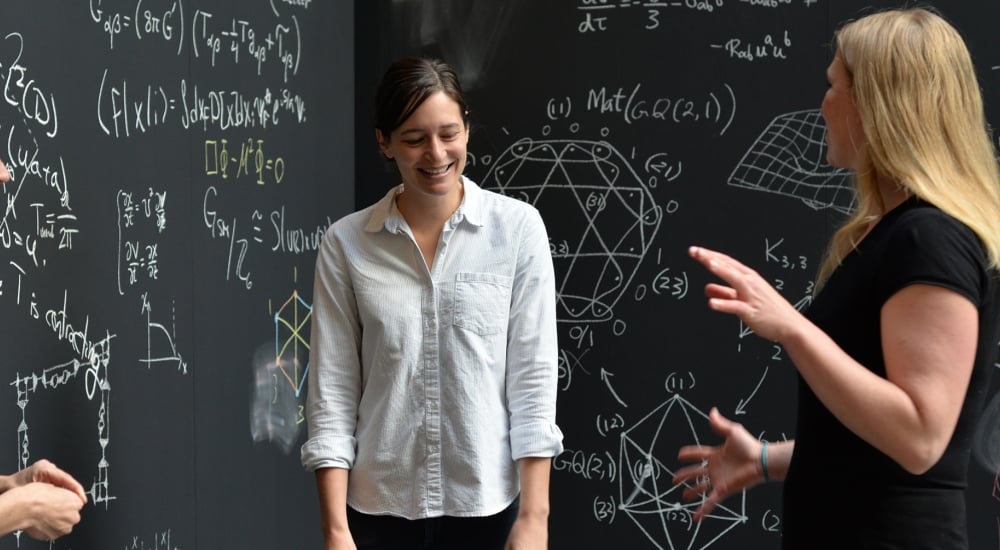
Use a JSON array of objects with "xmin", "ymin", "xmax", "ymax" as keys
[{"xmin": 817, "ymin": 7, "xmax": 1000, "ymax": 287}]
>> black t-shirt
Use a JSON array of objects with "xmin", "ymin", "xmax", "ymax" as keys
[{"xmin": 782, "ymin": 197, "xmax": 1000, "ymax": 549}]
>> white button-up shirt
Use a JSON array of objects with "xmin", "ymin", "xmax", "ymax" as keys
[{"xmin": 301, "ymin": 177, "xmax": 563, "ymax": 519}]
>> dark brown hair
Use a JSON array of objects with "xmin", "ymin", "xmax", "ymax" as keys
[{"xmin": 374, "ymin": 57, "xmax": 470, "ymax": 138}]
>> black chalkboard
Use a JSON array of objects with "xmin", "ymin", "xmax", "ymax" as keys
[
  {"xmin": 355, "ymin": 2, "xmax": 1000, "ymax": 549},
  {"xmin": 0, "ymin": 1, "xmax": 351, "ymax": 548}
]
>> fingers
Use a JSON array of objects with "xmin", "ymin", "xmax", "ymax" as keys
[
  {"xmin": 50, "ymin": 470, "xmax": 87, "ymax": 505},
  {"xmin": 676, "ymin": 445, "xmax": 712, "ymax": 464},
  {"xmin": 690, "ymin": 246, "xmax": 751, "ymax": 315},
  {"xmin": 708, "ymin": 407, "xmax": 735, "ymax": 436},
  {"xmin": 672, "ymin": 460, "xmax": 706, "ymax": 485},
  {"xmin": 691, "ymin": 493, "xmax": 721, "ymax": 522},
  {"xmin": 704, "ymin": 283, "xmax": 737, "ymax": 300},
  {"xmin": 33, "ymin": 460, "xmax": 87, "ymax": 505},
  {"xmin": 675, "ymin": 473, "xmax": 720, "ymax": 522},
  {"xmin": 689, "ymin": 246, "xmax": 747, "ymax": 276},
  {"xmin": 0, "ymin": 161, "xmax": 8, "ymax": 184}
]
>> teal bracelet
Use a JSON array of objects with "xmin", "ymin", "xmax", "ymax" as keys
[{"xmin": 761, "ymin": 440, "xmax": 770, "ymax": 482}]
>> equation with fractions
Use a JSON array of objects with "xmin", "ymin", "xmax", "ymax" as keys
[
  {"xmin": 116, "ymin": 188, "xmax": 167, "ymax": 293},
  {"xmin": 89, "ymin": 0, "xmax": 301, "ymax": 81}
]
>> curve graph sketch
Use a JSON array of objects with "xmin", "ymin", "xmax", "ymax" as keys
[
  {"xmin": 728, "ymin": 109, "xmax": 853, "ymax": 213},
  {"xmin": 481, "ymin": 137, "xmax": 662, "ymax": 324}
]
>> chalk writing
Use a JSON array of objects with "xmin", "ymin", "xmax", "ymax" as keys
[
  {"xmin": 7, "ymin": 278, "xmax": 117, "ymax": 510},
  {"xmin": 482, "ymin": 137, "xmax": 663, "ymax": 324},
  {"xmin": 1, "ymin": 33, "xmax": 60, "ymax": 138},
  {"xmin": 710, "ymin": 31, "xmax": 791, "ymax": 62},
  {"xmin": 202, "ymin": 186, "xmax": 254, "ymax": 289},
  {"xmin": 250, "ymin": 273, "xmax": 312, "ymax": 453},
  {"xmin": 549, "ymin": 83, "xmax": 736, "ymax": 134},
  {"xmin": 117, "ymin": 188, "xmax": 167, "ymax": 293},
  {"xmin": 204, "ymin": 137, "xmax": 286, "ymax": 185},
  {"xmin": 618, "ymin": 395, "xmax": 748, "ymax": 549},
  {"xmin": 268, "ymin": 206, "xmax": 332, "ymax": 254},
  {"xmin": 124, "ymin": 528, "xmax": 180, "ymax": 550},
  {"xmin": 97, "ymin": 72, "xmax": 308, "ymax": 137},
  {"xmin": 90, "ymin": 0, "xmax": 302, "ymax": 82}
]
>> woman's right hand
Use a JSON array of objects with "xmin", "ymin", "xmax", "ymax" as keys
[
  {"xmin": 12, "ymin": 482, "xmax": 84, "ymax": 540},
  {"xmin": 673, "ymin": 407, "xmax": 766, "ymax": 521}
]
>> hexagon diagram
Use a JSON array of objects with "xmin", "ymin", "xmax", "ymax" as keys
[
  {"xmin": 619, "ymin": 395, "xmax": 747, "ymax": 549},
  {"xmin": 482, "ymin": 138, "xmax": 662, "ymax": 323}
]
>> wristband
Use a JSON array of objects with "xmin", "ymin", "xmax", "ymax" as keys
[{"xmin": 761, "ymin": 440, "xmax": 770, "ymax": 482}]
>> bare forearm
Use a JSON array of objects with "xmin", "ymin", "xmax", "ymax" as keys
[
  {"xmin": 779, "ymin": 318, "xmax": 946, "ymax": 473},
  {"xmin": 0, "ymin": 475, "xmax": 13, "ymax": 494},
  {"xmin": 315, "ymin": 468, "xmax": 351, "ymax": 539},
  {"xmin": 517, "ymin": 457, "xmax": 552, "ymax": 519},
  {"xmin": 0, "ymin": 491, "xmax": 27, "ymax": 536}
]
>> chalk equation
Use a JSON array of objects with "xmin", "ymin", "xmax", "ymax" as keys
[
  {"xmin": 547, "ymin": 83, "xmax": 735, "ymax": 135},
  {"xmin": 204, "ymin": 138, "xmax": 286, "ymax": 185},
  {"xmin": 117, "ymin": 188, "xmax": 166, "ymax": 293},
  {"xmin": 575, "ymin": 0, "xmax": 817, "ymax": 33},
  {"xmin": 123, "ymin": 528, "xmax": 181, "ymax": 550},
  {"xmin": 97, "ymin": 71, "xmax": 308, "ymax": 138},
  {"xmin": 89, "ymin": 0, "xmax": 302, "ymax": 82},
  {"xmin": 710, "ymin": 30, "xmax": 791, "ymax": 62},
  {"xmin": 202, "ymin": 186, "xmax": 333, "ymax": 289},
  {"xmin": 1, "ymin": 35, "xmax": 78, "ymax": 271}
]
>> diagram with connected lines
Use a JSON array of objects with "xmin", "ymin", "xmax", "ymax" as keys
[
  {"xmin": 250, "ymin": 285, "xmax": 312, "ymax": 454},
  {"xmin": 11, "ymin": 353, "xmax": 115, "ymax": 515},
  {"xmin": 728, "ymin": 109, "xmax": 853, "ymax": 213},
  {"xmin": 482, "ymin": 137, "xmax": 662, "ymax": 324},
  {"xmin": 619, "ymin": 394, "xmax": 747, "ymax": 550}
]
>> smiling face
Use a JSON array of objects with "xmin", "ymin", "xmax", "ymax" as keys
[
  {"xmin": 821, "ymin": 53, "xmax": 865, "ymax": 170},
  {"xmin": 376, "ymin": 91, "xmax": 469, "ymax": 202}
]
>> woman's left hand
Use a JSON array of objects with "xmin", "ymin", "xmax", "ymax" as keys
[{"xmin": 689, "ymin": 246, "xmax": 804, "ymax": 343}]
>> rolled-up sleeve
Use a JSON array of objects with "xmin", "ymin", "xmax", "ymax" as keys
[
  {"xmin": 300, "ymin": 226, "xmax": 363, "ymax": 471},
  {"xmin": 506, "ymin": 209, "xmax": 564, "ymax": 460}
]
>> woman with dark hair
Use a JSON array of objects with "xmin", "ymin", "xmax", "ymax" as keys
[
  {"xmin": 301, "ymin": 57, "xmax": 563, "ymax": 550},
  {"xmin": 673, "ymin": 7, "xmax": 1000, "ymax": 549}
]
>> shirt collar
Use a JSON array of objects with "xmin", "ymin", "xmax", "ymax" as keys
[{"xmin": 364, "ymin": 175, "xmax": 485, "ymax": 233}]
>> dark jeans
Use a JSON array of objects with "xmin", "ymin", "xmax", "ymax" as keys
[{"xmin": 347, "ymin": 496, "xmax": 520, "ymax": 550}]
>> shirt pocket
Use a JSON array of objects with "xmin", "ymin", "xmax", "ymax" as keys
[{"xmin": 453, "ymin": 272, "xmax": 513, "ymax": 336}]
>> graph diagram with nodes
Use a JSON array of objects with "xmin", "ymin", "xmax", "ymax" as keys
[
  {"xmin": 481, "ymin": 137, "xmax": 663, "ymax": 324},
  {"xmin": 727, "ymin": 109, "xmax": 853, "ymax": 214},
  {"xmin": 250, "ymin": 281, "xmax": 312, "ymax": 454},
  {"xmin": 619, "ymin": 394, "xmax": 747, "ymax": 550}
]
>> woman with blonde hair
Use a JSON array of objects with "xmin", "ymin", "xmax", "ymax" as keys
[{"xmin": 674, "ymin": 8, "xmax": 1000, "ymax": 548}]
